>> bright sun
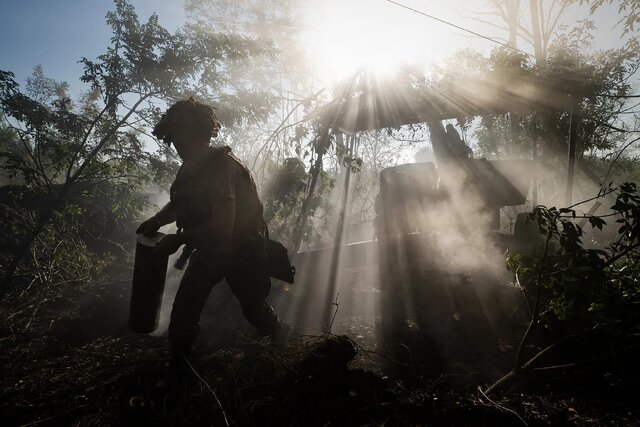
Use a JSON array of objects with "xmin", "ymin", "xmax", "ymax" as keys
[{"xmin": 302, "ymin": 0, "xmax": 441, "ymax": 83}]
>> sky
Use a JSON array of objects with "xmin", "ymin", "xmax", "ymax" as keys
[
  {"xmin": 301, "ymin": 0, "xmax": 629, "ymax": 82},
  {"xmin": 0, "ymin": 0, "xmax": 632, "ymax": 96},
  {"xmin": 0, "ymin": 0, "xmax": 185, "ymax": 89}
]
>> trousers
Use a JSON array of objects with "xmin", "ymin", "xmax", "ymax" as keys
[{"xmin": 168, "ymin": 240, "xmax": 279, "ymax": 344}]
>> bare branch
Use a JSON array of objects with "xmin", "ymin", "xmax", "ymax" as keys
[
  {"xmin": 66, "ymin": 102, "xmax": 110, "ymax": 181},
  {"xmin": 71, "ymin": 91, "xmax": 157, "ymax": 184}
]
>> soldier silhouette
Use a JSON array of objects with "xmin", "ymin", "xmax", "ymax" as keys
[{"xmin": 137, "ymin": 98, "xmax": 284, "ymax": 390}]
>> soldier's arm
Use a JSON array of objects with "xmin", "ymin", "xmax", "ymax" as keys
[
  {"xmin": 154, "ymin": 201, "xmax": 177, "ymax": 226},
  {"xmin": 137, "ymin": 201, "xmax": 177, "ymax": 235}
]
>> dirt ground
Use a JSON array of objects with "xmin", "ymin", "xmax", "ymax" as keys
[{"xmin": 1, "ymin": 279, "xmax": 639, "ymax": 426}]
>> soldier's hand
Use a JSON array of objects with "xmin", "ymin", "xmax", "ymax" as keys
[
  {"xmin": 136, "ymin": 216, "xmax": 161, "ymax": 236},
  {"xmin": 153, "ymin": 234, "xmax": 182, "ymax": 257}
]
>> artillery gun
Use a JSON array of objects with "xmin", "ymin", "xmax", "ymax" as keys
[
  {"xmin": 375, "ymin": 121, "xmax": 536, "ymax": 364},
  {"xmin": 291, "ymin": 70, "xmax": 586, "ymax": 366}
]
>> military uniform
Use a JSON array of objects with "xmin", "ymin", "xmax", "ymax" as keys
[{"xmin": 168, "ymin": 146, "xmax": 279, "ymax": 344}]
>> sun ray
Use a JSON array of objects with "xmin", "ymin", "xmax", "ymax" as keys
[{"xmin": 301, "ymin": 0, "xmax": 443, "ymax": 83}]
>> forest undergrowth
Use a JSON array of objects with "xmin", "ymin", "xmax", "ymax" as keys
[{"xmin": 1, "ymin": 271, "xmax": 639, "ymax": 427}]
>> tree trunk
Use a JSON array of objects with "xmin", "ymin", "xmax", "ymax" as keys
[
  {"xmin": 292, "ymin": 147, "xmax": 325, "ymax": 254},
  {"xmin": 323, "ymin": 133, "xmax": 354, "ymax": 331},
  {"xmin": 507, "ymin": 0, "xmax": 520, "ymax": 48},
  {"xmin": 530, "ymin": 0, "xmax": 545, "ymax": 66},
  {"xmin": 565, "ymin": 93, "xmax": 580, "ymax": 205}
]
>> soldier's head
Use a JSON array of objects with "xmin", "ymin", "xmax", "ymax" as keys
[{"xmin": 153, "ymin": 97, "xmax": 221, "ymax": 160}]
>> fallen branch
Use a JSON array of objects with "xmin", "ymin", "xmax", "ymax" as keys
[
  {"xmin": 484, "ymin": 334, "xmax": 578, "ymax": 395},
  {"xmin": 183, "ymin": 353, "xmax": 230, "ymax": 427},
  {"xmin": 477, "ymin": 386, "xmax": 528, "ymax": 426},
  {"xmin": 485, "ymin": 227, "xmax": 554, "ymax": 396}
]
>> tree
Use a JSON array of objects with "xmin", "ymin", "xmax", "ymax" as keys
[
  {"xmin": 480, "ymin": 0, "xmax": 572, "ymax": 65},
  {"xmin": 0, "ymin": 0, "xmax": 278, "ymax": 297},
  {"xmin": 486, "ymin": 182, "xmax": 640, "ymax": 395},
  {"xmin": 446, "ymin": 17, "xmax": 640, "ymax": 209},
  {"xmin": 184, "ymin": 0, "xmax": 320, "ymax": 167},
  {"xmin": 582, "ymin": 0, "xmax": 640, "ymax": 35}
]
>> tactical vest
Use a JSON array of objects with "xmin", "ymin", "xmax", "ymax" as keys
[
  {"xmin": 169, "ymin": 146, "xmax": 265, "ymax": 238},
  {"xmin": 170, "ymin": 147, "xmax": 230, "ymax": 230}
]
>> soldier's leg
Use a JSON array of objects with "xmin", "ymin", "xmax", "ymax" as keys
[
  {"xmin": 168, "ymin": 251, "xmax": 224, "ymax": 345},
  {"xmin": 160, "ymin": 252, "xmax": 224, "ymax": 391},
  {"xmin": 226, "ymin": 251, "xmax": 280, "ymax": 337},
  {"xmin": 229, "ymin": 273, "xmax": 280, "ymax": 336}
]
